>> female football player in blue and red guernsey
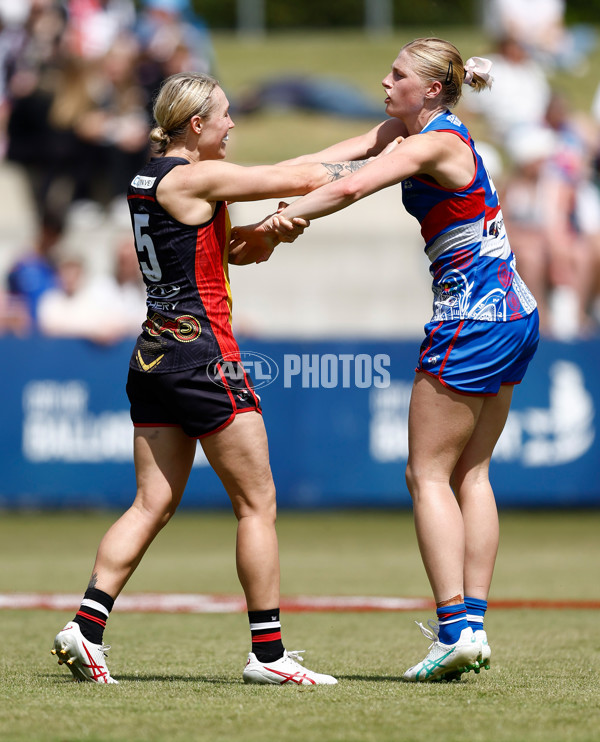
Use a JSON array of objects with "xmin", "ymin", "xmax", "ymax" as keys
[
  {"xmin": 240, "ymin": 37, "xmax": 540, "ymax": 682},
  {"xmin": 51, "ymin": 72, "xmax": 372, "ymax": 686}
]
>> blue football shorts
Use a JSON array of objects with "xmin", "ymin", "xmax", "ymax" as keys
[
  {"xmin": 415, "ymin": 310, "xmax": 540, "ymax": 395},
  {"xmin": 126, "ymin": 361, "xmax": 262, "ymax": 438}
]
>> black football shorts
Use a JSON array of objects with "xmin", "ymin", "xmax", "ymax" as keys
[{"xmin": 126, "ymin": 361, "xmax": 262, "ymax": 438}]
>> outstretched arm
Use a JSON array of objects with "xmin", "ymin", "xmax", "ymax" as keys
[
  {"xmin": 167, "ymin": 157, "xmax": 371, "ymax": 206},
  {"xmin": 228, "ymin": 135, "xmax": 410, "ymax": 265},
  {"xmin": 278, "ymin": 118, "xmax": 408, "ymax": 165},
  {"xmin": 226, "ymin": 158, "xmax": 372, "ymax": 265},
  {"xmin": 274, "ymin": 132, "xmax": 457, "ymax": 222}
]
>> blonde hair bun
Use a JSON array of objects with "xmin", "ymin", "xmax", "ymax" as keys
[{"xmin": 151, "ymin": 73, "xmax": 219, "ymax": 154}]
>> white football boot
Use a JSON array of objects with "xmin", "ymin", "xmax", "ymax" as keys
[
  {"xmin": 434, "ymin": 626, "xmax": 492, "ymax": 681},
  {"xmin": 51, "ymin": 622, "xmax": 118, "ymax": 684},
  {"xmin": 402, "ymin": 620, "xmax": 480, "ymax": 682},
  {"xmin": 243, "ymin": 650, "xmax": 337, "ymax": 685},
  {"xmin": 475, "ymin": 628, "xmax": 492, "ymax": 670}
]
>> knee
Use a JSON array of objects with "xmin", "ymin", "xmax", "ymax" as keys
[
  {"xmin": 155, "ymin": 506, "xmax": 177, "ymax": 530},
  {"xmin": 132, "ymin": 495, "xmax": 178, "ymax": 533},
  {"xmin": 406, "ymin": 461, "xmax": 453, "ymax": 502},
  {"xmin": 405, "ymin": 463, "xmax": 418, "ymax": 500},
  {"xmin": 233, "ymin": 484, "xmax": 277, "ymax": 523},
  {"xmin": 452, "ymin": 467, "xmax": 491, "ymax": 502}
]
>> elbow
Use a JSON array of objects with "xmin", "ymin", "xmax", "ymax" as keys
[
  {"xmin": 313, "ymin": 178, "xmax": 363, "ymax": 212},
  {"xmin": 336, "ymin": 177, "xmax": 365, "ymax": 206}
]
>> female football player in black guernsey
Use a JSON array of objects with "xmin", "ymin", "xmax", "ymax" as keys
[{"xmin": 51, "ymin": 72, "xmax": 371, "ymax": 686}]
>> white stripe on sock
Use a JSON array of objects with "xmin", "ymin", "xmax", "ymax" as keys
[
  {"xmin": 81, "ymin": 598, "xmax": 110, "ymax": 617},
  {"xmin": 466, "ymin": 613, "xmax": 484, "ymax": 625},
  {"xmin": 437, "ymin": 615, "xmax": 466, "ymax": 626},
  {"xmin": 249, "ymin": 621, "xmax": 281, "ymax": 631}
]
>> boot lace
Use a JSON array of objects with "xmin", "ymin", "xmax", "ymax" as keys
[{"xmin": 415, "ymin": 619, "xmax": 440, "ymax": 644}]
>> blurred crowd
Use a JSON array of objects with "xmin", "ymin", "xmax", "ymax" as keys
[
  {"xmin": 464, "ymin": 0, "xmax": 600, "ymax": 340},
  {"xmin": 0, "ymin": 0, "xmax": 214, "ymax": 342},
  {"xmin": 0, "ymin": 0, "xmax": 600, "ymax": 342}
]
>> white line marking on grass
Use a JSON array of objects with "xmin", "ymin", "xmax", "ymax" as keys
[
  {"xmin": 2, "ymin": 594, "xmax": 598, "ymax": 612},
  {"xmin": 0, "ymin": 593, "xmax": 431, "ymax": 613}
]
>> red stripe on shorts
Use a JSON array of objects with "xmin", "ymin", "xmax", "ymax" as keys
[
  {"xmin": 418, "ymin": 321, "xmax": 443, "ymax": 367},
  {"xmin": 438, "ymin": 319, "xmax": 465, "ymax": 378}
]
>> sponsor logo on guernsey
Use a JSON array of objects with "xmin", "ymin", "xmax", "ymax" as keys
[
  {"xmin": 136, "ymin": 351, "xmax": 165, "ymax": 372},
  {"xmin": 487, "ymin": 216, "xmax": 503, "ymax": 238},
  {"xmin": 148, "ymin": 301, "xmax": 178, "ymax": 311},
  {"xmin": 147, "ymin": 283, "xmax": 181, "ymax": 311},
  {"xmin": 131, "ymin": 175, "xmax": 156, "ymax": 189},
  {"xmin": 147, "ymin": 283, "xmax": 181, "ymax": 300}
]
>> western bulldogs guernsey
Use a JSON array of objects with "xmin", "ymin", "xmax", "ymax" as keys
[
  {"xmin": 127, "ymin": 157, "xmax": 240, "ymax": 373},
  {"xmin": 401, "ymin": 111, "xmax": 536, "ymax": 323}
]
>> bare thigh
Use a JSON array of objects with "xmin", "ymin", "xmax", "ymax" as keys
[
  {"xmin": 200, "ymin": 411, "xmax": 276, "ymax": 517},
  {"xmin": 406, "ymin": 373, "xmax": 484, "ymax": 494},
  {"xmin": 133, "ymin": 426, "xmax": 197, "ymax": 519},
  {"xmin": 451, "ymin": 385, "xmax": 514, "ymax": 492}
]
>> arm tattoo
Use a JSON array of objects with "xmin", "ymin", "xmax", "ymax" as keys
[{"xmin": 322, "ymin": 160, "xmax": 368, "ymax": 181}]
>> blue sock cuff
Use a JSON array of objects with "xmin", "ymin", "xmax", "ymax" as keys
[
  {"xmin": 464, "ymin": 596, "xmax": 487, "ymax": 614},
  {"xmin": 435, "ymin": 603, "xmax": 468, "ymax": 644},
  {"xmin": 436, "ymin": 603, "xmax": 466, "ymax": 618}
]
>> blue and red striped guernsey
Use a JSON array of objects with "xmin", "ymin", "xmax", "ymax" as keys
[
  {"xmin": 127, "ymin": 156, "xmax": 241, "ymax": 373},
  {"xmin": 401, "ymin": 110, "xmax": 537, "ymax": 324}
]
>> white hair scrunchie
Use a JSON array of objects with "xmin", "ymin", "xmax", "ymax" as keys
[{"xmin": 463, "ymin": 56, "xmax": 493, "ymax": 87}]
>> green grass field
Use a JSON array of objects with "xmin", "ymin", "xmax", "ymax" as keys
[
  {"xmin": 1, "ymin": 510, "xmax": 599, "ymax": 742},
  {"xmin": 2, "ymin": 28, "xmax": 600, "ymax": 741}
]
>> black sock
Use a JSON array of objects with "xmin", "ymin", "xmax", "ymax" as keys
[
  {"xmin": 73, "ymin": 588, "xmax": 114, "ymax": 644},
  {"xmin": 248, "ymin": 608, "xmax": 285, "ymax": 663}
]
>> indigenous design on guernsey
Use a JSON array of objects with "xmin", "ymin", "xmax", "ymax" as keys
[
  {"xmin": 127, "ymin": 157, "xmax": 240, "ymax": 372},
  {"xmin": 401, "ymin": 111, "xmax": 537, "ymax": 322}
]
